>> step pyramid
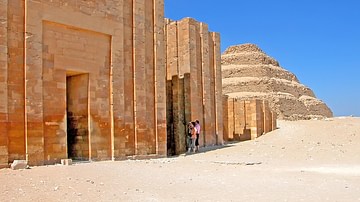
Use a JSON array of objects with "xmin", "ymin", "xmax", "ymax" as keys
[{"xmin": 222, "ymin": 44, "xmax": 333, "ymax": 120}]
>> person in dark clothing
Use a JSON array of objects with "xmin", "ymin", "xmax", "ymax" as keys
[{"xmin": 187, "ymin": 122, "xmax": 193, "ymax": 152}]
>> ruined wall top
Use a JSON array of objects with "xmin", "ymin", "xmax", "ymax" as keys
[
  {"xmin": 223, "ymin": 43, "xmax": 264, "ymax": 54},
  {"xmin": 222, "ymin": 43, "xmax": 279, "ymax": 66}
]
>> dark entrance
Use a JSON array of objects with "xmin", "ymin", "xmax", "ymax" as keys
[{"xmin": 66, "ymin": 73, "xmax": 90, "ymax": 161}]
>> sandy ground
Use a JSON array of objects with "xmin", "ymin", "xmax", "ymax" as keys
[{"xmin": 1, "ymin": 117, "xmax": 360, "ymax": 202}]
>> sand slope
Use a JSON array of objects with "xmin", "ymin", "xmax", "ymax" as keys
[{"xmin": 1, "ymin": 117, "xmax": 360, "ymax": 201}]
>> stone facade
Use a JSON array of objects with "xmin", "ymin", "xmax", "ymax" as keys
[
  {"xmin": 165, "ymin": 18, "xmax": 223, "ymax": 155},
  {"xmin": 223, "ymin": 97, "xmax": 277, "ymax": 141},
  {"xmin": 0, "ymin": 0, "xmax": 166, "ymax": 167}
]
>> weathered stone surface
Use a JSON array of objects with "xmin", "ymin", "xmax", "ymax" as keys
[
  {"xmin": 222, "ymin": 44, "xmax": 333, "ymax": 120},
  {"xmin": 10, "ymin": 160, "xmax": 27, "ymax": 170}
]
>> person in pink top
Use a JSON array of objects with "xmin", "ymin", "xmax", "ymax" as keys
[{"xmin": 194, "ymin": 120, "xmax": 200, "ymax": 152}]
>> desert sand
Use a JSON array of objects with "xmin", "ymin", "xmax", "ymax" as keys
[{"xmin": 1, "ymin": 117, "xmax": 360, "ymax": 202}]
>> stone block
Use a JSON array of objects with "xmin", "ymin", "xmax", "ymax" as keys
[
  {"xmin": 10, "ymin": 160, "xmax": 27, "ymax": 170},
  {"xmin": 61, "ymin": 159, "xmax": 72, "ymax": 166},
  {"xmin": 0, "ymin": 145, "xmax": 8, "ymax": 167}
]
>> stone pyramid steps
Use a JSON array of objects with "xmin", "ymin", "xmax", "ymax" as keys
[
  {"xmin": 222, "ymin": 43, "xmax": 333, "ymax": 120},
  {"xmin": 222, "ymin": 64, "xmax": 299, "ymax": 82}
]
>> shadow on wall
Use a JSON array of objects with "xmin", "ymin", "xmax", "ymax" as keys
[{"xmin": 166, "ymin": 74, "xmax": 189, "ymax": 156}]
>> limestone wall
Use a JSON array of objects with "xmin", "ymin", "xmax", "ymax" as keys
[
  {"xmin": 0, "ymin": 0, "xmax": 166, "ymax": 166},
  {"xmin": 165, "ymin": 18, "xmax": 223, "ymax": 155},
  {"xmin": 223, "ymin": 97, "xmax": 276, "ymax": 142}
]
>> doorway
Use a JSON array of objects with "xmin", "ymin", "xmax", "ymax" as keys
[{"xmin": 66, "ymin": 73, "xmax": 90, "ymax": 161}]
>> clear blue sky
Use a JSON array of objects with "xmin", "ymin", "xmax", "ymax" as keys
[{"xmin": 165, "ymin": 0, "xmax": 360, "ymax": 117}]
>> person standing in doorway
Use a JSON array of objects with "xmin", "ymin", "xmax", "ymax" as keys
[
  {"xmin": 187, "ymin": 122, "xmax": 193, "ymax": 152},
  {"xmin": 194, "ymin": 120, "xmax": 201, "ymax": 152}
]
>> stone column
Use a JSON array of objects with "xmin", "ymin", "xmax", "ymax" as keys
[
  {"xmin": 245, "ymin": 100, "xmax": 264, "ymax": 140},
  {"xmin": 222, "ymin": 96, "xmax": 229, "ymax": 141},
  {"xmin": 144, "ymin": 0, "xmax": 156, "ymax": 154},
  {"xmin": 26, "ymin": 0, "xmax": 45, "ymax": 166},
  {"xmin": 200, "ymin": 23, "xmax": 213, "ymax": 146},
  {"xmin": 172, "ymin": 75, "xmax": 186, "ymax": 154},
  {"xmin": 272, "ymin": 112, "xmax": 277, "ymax": 131},
  {"xmin": 7, "ymin": 0, "xmax": 26, "ymax": 163},
  {"xmin": 177, "ymin": 18, "xmax": 190, "ymax": 129},
  {"xmin": 0, "ymin": 0, "xmax": 9, "ymax": 168},
  {"xmin": 154, "ymin": 0, "xmax": 167, "ymax": 156},
  {"xmin": 263, "ymin": 100, "xmax": 272, "ymax": 133},
  {"xmin": 212, "ymin": 32, "xmax": 223, "ymax": 145},
  {"xmin": 113, "ymin": 0, "xmax": 135, "ymax": 158},
  {"xmin": 112, "ymin": 0, "xmax": 126, "ymax": 159},
  {"xmin": 207, "ymin": 30, "xmax": 216, "ymax": 146},
  {"xmin": 133, "ymin": 0, "xmax": 158, "ymax": 155},
  {"xmin": 234, "ymin": 99, "xmax": 242, "ymax": 140},
  {"xmin": 133, "ymin": 0, "xmax": 146, "ymax": 155},
  {"xmin": 226, "ymin": 98, "xmax": 235, "ymax": 140},
  {"xmin": 257, "ymin": 100, "xmax": 264, "ymax": 137},
  {"xmin": 165, "ymin": 20, "xmax": 177, "ymax": 155},
  {"xmin": 123, "ymin": 0, "xmax": 136, "ymax": 156}
]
